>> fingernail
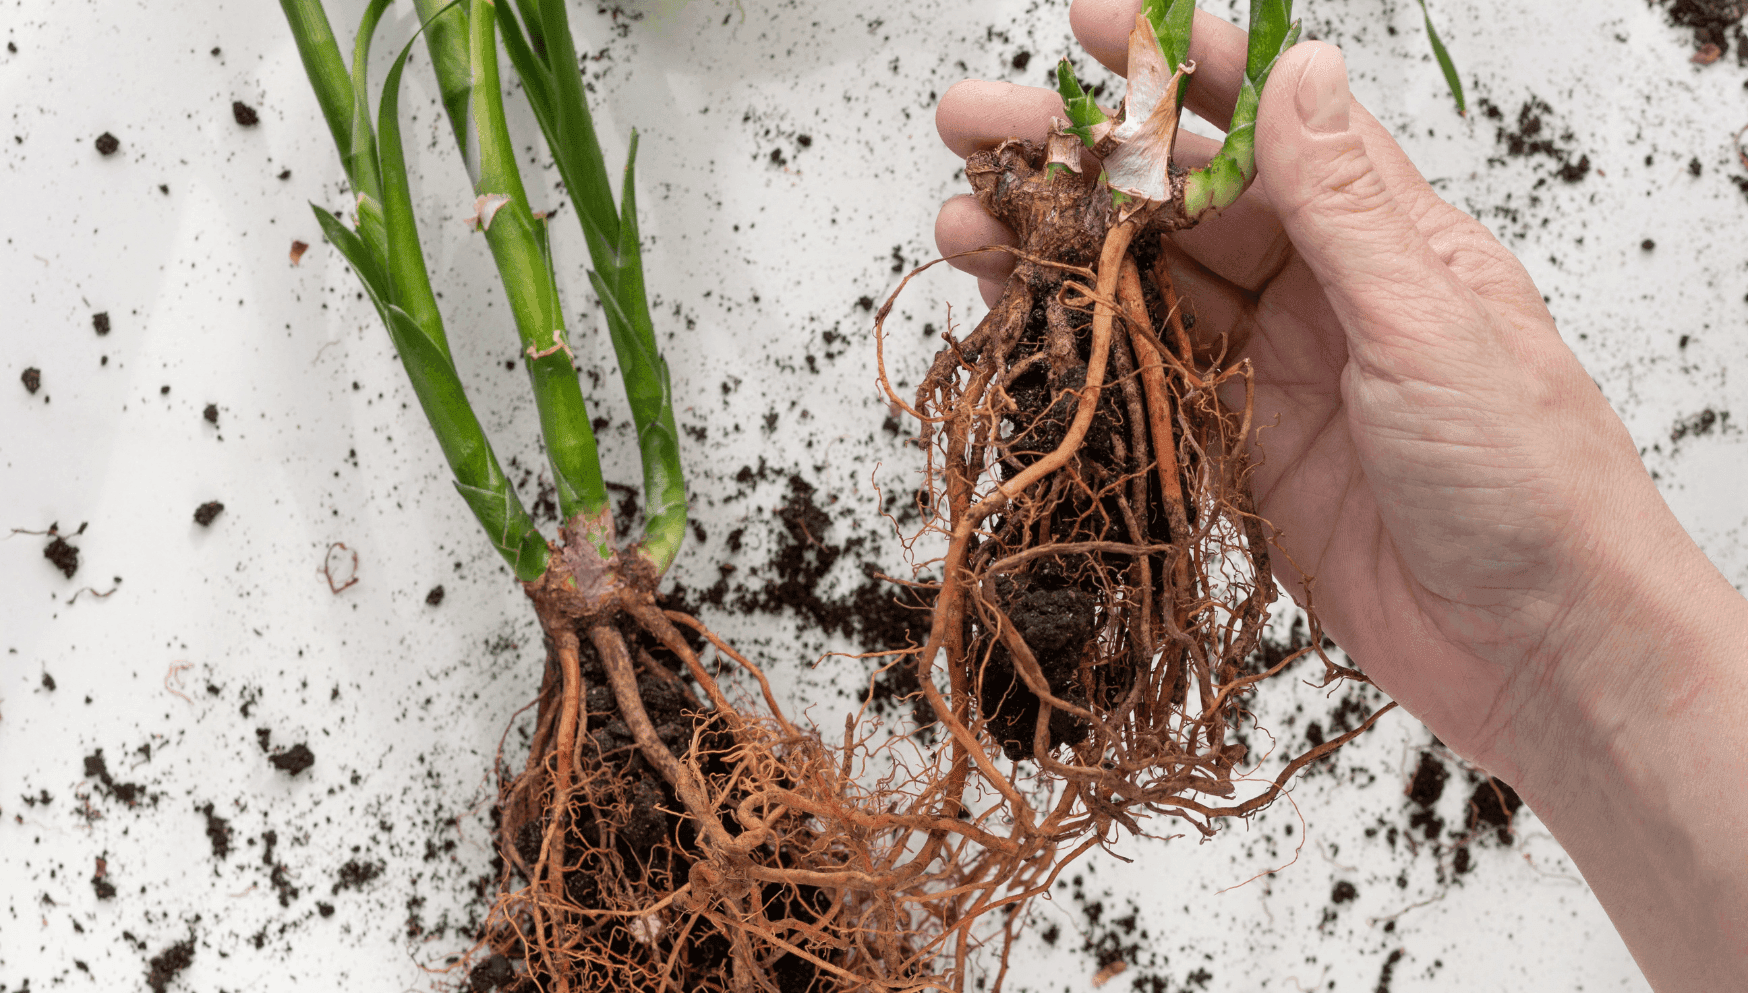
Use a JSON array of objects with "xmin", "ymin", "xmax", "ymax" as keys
[{"xmin": 1295, "ymin": 45, "xmax": 1352, "ymax": 135}]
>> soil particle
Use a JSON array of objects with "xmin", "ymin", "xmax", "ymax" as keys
[
  {"xmin": 95, "ymin": 131, "xmax": 119, "ymax": 155},
  {"xmin": 21, "ymin": 366, "xmax": 40, "ymax": 393},
  {"xmin": 202, "ymin": 403, "xmax": 219, "ymax": 425},
  {"xmin": 856, "ymin": 294, "xmax": 875, "ymax": 311},
  {"xmin": 91, "ymin": 856, "xmax": 116, "ymax": 900},
  {"xmin": 469, "ymin": 952, "xmax": 515, "ymax": 991},
  {"xmin": 1407, "ymin": 751, "xmax": 1448, "ymax": 840},
  {"xmin": 83, "ymin": 749, "xmax": 148, "ymax": 805},
  {"xmin": 91, "ymin": 311, "xmax": 110, "ymax": 336},
  {"xmin": 1373, "ymin": 947, "xmax": 1405, "ymax": 993},
  {"xmin": 1642, "ymin": 238, "xmax": 1657, "ymax": 251},
  {"xmin": 41, "ymin": 672, "xmax": 55, "ymax": 690},
  {"xmin": 145, "ymin": 937, "xmax": 194, "ymax": 993},
  {"xmin": 426, "ymin": 584, "xmax": 445, "ymax": 606},
  {"xmin": 1331, "ymin": 880, "xmax": 1358, "ymax": 904},
  {"xmin": 1655, "ymin": 0, "xmax": 1748, "ymax": 62},
  {"xmin": 232, "ymin": 100, "xmax": 259, "ymax": 126},
  {"xmin": 268, "ymin": 742, "xmax": 315, "ymax": 775},
  {"xmin": 332, "ymin": 858, "xmax": 384, "ymax": 894},
  {"xmin": 1464, "ymin": 776, "xmax": 1524, "ymax": 844},
  {"xmin": 1478, "ymin": 95, "xmax": 1590, "ymax": 182},
  {"xmin": 192, "ymin": 501, "xmax": 224, "ymax": 527},
  {"xmin": 44, "ymin": 536, "xmax": 79, "ymax": 578},
  {"xmin": 1671, "ymin": 407, "xmax": 1730, "ymax": 442},
  {"xmin": 197, "ymin": 802, "xmax": 233, "ymax": 859}
]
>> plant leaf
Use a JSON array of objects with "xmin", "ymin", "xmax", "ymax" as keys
[
  {"xmin": 1417, "ymin": 0, "xmax": 1466, "ymax": 116},
  {"xmin": 1246, "ymin": 0, "xmax": 1293, "ymax": 83},
  {"xmin": 1055, "ymin": 60, "xmax": 1109, "ymax": 149},
  {"xmin": 1143, "ymin": 0, "xmax": 1196, "ymax": 105}
]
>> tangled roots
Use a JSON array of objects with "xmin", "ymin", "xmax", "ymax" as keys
[{"xmin": 467, "ymin": 137, "xmax": 1393, "ymax": 993}]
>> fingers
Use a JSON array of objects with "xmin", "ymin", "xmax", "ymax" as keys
[
  {"xmin": 1253, "ymin": 42, "xmax": 1496, "ymax": 379},
  {"xmin": 936, "ymin": 80, "xmax": 1068, "ymax": 159},
  {"xmin": 1071, "ymin": 3, "xmax": 1250, "ymax": 127},
  {"xmin": 935, "ymin": 195, "xmax": 1018, "ymax": 281}
]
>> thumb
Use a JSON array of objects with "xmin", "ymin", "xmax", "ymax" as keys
[{"xmin": 1253, "ymin": 42, "xmax": 1492, "ymax": 378}]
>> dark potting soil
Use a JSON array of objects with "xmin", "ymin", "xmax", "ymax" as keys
[
  {"xmin": 193, "ymin": 501, "xmax": 224, "ymax": 526},
  {"xmin": 91, "ymin": 857, "xmax": 117, "ymax": 900},
  {"xmin": 21, "ymin": 366, "xmax": 40, "ymax": 393},
  {"xmin": 91, "ymin": 311, "xmax": 110, "ymax": 336},
  {"xmin": 94, "ymin": 131, "xmax": 119, "ymax": 155},
  {"xmin": 197, "ymin": 802, "xmax": 234, "ymax": 860},
  {"xmin": 145, "ymin": 937, "xmax": 195, "ymax": 993},
  {"xmin": 43, "ymin": 535, "xmax": 79, "ymax": 578},
  {"xmin": 269, "ymin": 743, "xmax": 315, "ymax": 775},
  {"xmin": 202, "ymin": 403, "xmax": 219, "ymax": 425},
  {"xmin": 84, "ymin": 749, "xmax": 150, "ymax": 806},
  {"xmin": 1655, "ymin": 0, "xmax": 1748, "ymax": 61},
  {"xmin": 426, "ymin": 584, "xmax": 445, "ymax": 605},
  {"xmin": 1478, "ymin": 95, "xmax": 1591, "ymax": 183},
  {"xmin": 232, "ymin": 100, "xmax": 259, "ymax": 126}
]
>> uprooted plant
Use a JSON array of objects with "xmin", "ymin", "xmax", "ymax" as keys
[
  {"xmin": 280, "ymin": 0, "xmax": 1394, "ymax": 989},
  {"xmin": 872, "ymin": 0, "xmax": 1397, "ymax": 915}
]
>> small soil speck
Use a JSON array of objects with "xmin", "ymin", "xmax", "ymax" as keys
[
  {"xmin": 95, "ymin": 132, "xmax": 119, "ymax": 155},
  {"xmin": 145, "ymin": 938, "xmax": 195, "ymax": 993},
  {"xmin": 278, "ymin": 168, "xmax": 291, "ymax": 180},
  {"xmin": 332, "ymin": 858, "xmax": 384, "ymax": 894},
  {"xmin": 426, "ymin": 585, "xmax": 445, "ymax": 606},
  {"xmin": 317, "ymin": 901, "xmax": 335, "ymax": 917},
  {"xmin": 232, "ymin": 100, "xmax": 259, "ymax": 127},
  {"xmin": 1331, "ymin": 880, "xmax": 1358, "ymax": 903},
  {"xmin": 41, "ymin": 672, "xmax": 55, "ymax": 690},
  {"xmin": 197, "ymin": 802, "xmax": 233, "ymax": 860},
  {"xmin": 21, "ymin": 367, "xmax": 40, "ymax": 394},
  {"xmin": 92, "ymin": 311, "xmax": 110, "ymax": 336},
  {"xmin": 856, "ymin": 295, "xmax": 875, "ymax": 311},
  {"xmin": 1011, "ymin": 50, "xmax": 1032, "ymax": 71},
  {"xmin": 193, "ymin": 501, "xmax": 225, "ymax": 527},
  {"xmin": 45, "ymin": 536, "xmax": 79, "ymax": 578},
  {"xmin": 90, "ymin": 858, "xmax": 115, "ymax": 900},
  {"xmin": 1641, "ymin": 238, "xmax": 1656, "ymax": 251},
  {"xmin": 203, "ymin": 403, "xmax": 219, "ymax": 425},
  {"xmin": 269, "ymin": 743, "xmax": 315, "ymax": 776}
]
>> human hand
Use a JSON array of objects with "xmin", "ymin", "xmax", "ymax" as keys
[{"xmin": 933, "ymin": 1, "xmax": 1736, "ymax": 788}]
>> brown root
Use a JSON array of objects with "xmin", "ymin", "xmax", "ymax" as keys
[{"xmin": 472, "ymin": 135, "xmax": 1391, "ymax": 993}]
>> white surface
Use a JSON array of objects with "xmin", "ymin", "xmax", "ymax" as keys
[{"xmin": 2, "ymin": 0, "xmax": 1743, "ymax": 990}]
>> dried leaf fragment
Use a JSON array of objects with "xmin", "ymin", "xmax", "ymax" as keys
[
  {"xmin": 289, "ymin": 240, "xmax": 309, "ymax": 266},
  {"xmin": 1693, "ymin": 42, "xmax": 1722, "ymax": 65},
  {"xmin": 465, "ymin": 193, "xmax": 513, "ymax": 232}
]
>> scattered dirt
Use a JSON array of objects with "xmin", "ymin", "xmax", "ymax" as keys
[
  {"xmin": 426, "ymin": 584, "xmax": 446, "ymax": 605},
  {"xmin": 84, "ymin": 749, "xmax": 151, "ymax": 806},
  {"xmin": 92, "ymin": 311, "xmax": 110, "ymax": 336},
  {"xmin": 202, "ymin": 403, "xmax": 219, "ymax": 425},
  {"xmin": 269, "ymin": 743, "xmax": 315, "ymax": 775},
  {"xmin": 193, "ymin": 501, "xmax": 224, "ymax": 526},
  {"xmin": 94, "ymin": 131, "xmax": 119, "ymax": 155},
  {"xmin": 197, "ymin": 802, "xmax": 233, "ymax": 860},
  {"xmin": 1671, "ymin": 407, "xmax": 1731, "ymax": 442},
  {"xmin": 1655, "ymin": 0, "xmax": 1748, "ymax": 63},
  {"xmin": 43, "ymin": 535, "xmax": 80, "ymax": 578},
  {"xmin": 1373, "ymin": 947, "xmax": 1405, "ymax": 993},
  {"xmin": 145, "ymin": 937, "xmax": 195, "ymax": 993},
  {"xmin": 91, "ymin": 856, "xmax": 116, "ymax": 900},
  {"xmin": 332, "ymin": 858, "xmax": 383, "ymax": 894},
  {"xmin": 1478, "ymin": 95, "xmax": 1591, "ymax": 182},
  {"xmin": 21, "ymin": 366, "xmax": 40, "ymax": 393},
  {"xmin": 232, "ymin": 100, "xmax": 259, "ymax": 126}
]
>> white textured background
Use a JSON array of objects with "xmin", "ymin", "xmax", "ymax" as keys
[{"xmin": 3, "ymin": 0, "xmax": 1744, "ymax": 990}]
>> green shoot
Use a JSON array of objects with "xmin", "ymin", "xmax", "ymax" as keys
[
  {"xmin": 1417, "ymin": 0, "xmax": 1467, "ymax": 116},
  {"xmin": 462, "ymin": 2, "xmax": 612, "ymax": 549},
  {"xmin": 496, "ymin": 0, "xmax": 688, "ymax": 573},
  {"xmin": 1056, "ymin": 60, "xmax": 1109, "ymax": 148},
  {"xmin": 281, "ymin": 0, "xmax": 549, "ymax": 581},
  {"xmin": 1182, "ymin": 0, "xmax": 1300, "ymax": 217}
]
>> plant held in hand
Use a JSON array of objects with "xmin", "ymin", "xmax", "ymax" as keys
[{"xmin": 878, "ymin": 0, "xmax": 1393, "ymax": 857}]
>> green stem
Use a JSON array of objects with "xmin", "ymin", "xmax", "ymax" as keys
[
  {"xmin": 282, "ymin": 0, "xmax": 549, "ymax": 580},
  {"xmin": 465, "ymin": 1, "xmax": 612, "ymax": 547}
]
